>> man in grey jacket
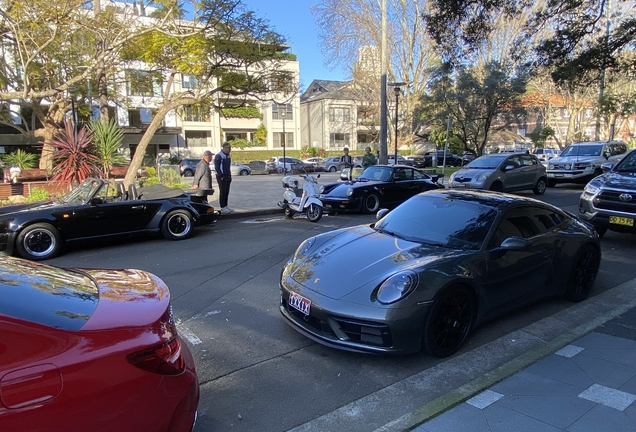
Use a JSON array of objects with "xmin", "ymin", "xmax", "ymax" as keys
[{"xmin": 192, "ymin": 150, "xmax": 214, "ymax": 202}]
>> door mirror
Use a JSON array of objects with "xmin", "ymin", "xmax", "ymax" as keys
[
  {"xmin": 601, "ymin": 162, "xmax": 614, "ymax": 173},
  {"xmin": 376, "ymin": 208, "xmax": 390, "ymax": 220},
  {"xmin": 500, "ymin": 236, "xmax": 530, "ymax": 250},
  {"xmin": 502, "ymin": 164, "xmax": 516, "ymax": 172}
]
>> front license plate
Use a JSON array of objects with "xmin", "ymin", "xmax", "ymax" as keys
[
  {"xmin": 289, "ymin": 292, "xmax": 311, "ymax": 315},
  {"xmin": 554, "ymin": 174, "xmax": 564, "ymax": 177},
  {"xmin": 609, "ymin": 216, "xmax": 634, "ymax": 226}
]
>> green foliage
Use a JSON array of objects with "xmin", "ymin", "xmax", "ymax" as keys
[
  {"xmin": 88, "ymin": 119, "xmax": 126, "ymax": 178},
  {"xmin": 529, "ymin": 126, "xmax": 556, "ymax": 147},
  {"xmin": 51, "ymin": 120, "xmax": 101, "ymax": 186},
  {"xmin": 229, "ymin": 138, "xmax": 256, "ymax": 150},
  {"xmin": 2, "ymin": 149, "xmax": 38, "ymax": 170},
  {"xmin": 301, "ymin": 146, "xmax": 325, "ymax": 158},
  {"xmin": 139, "ymin": 167, "xmax": 189, "ymax": 189},
  {"xmin": 253, "ymin": 123, "xmax": 267, "ymax": 146},
  {"xmin": 167, "ymin": 154, "xmax": 181, "ymax": 164},
  {"xmin": 26, "ymin": 187, "xmax": 50, "ymax": 203},
  {"xmin": 219, "ymin": 106, "xmax": 263, "ymax": 119}
]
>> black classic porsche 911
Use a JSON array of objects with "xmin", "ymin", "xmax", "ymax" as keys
[
  {"xmin": 319, "ymin": 165, "xmax": 444, "ymax": 214},
  {"xmin": 0, "ymin": 178, "xmax": 219, "ymax": 260}
]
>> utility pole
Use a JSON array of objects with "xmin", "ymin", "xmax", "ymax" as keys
[
  {"xmin": 595, "ymin": 0, "xmax": 612, "ymax": 141},
  {"xmin": 379, "ymin": 0, "xmax": 388, "ymax": 164}
]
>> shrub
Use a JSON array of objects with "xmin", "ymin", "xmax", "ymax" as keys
[
  {"xmin": 51, "ymin": 119, "xmax": 101, "ymax": 186},
  {"xmin": 26, "ymin": 187, "xmax": 50, "ymax": 203},
  {"xmin": 2, "ymin": 149, "xmax": 38, "ymax": 170}
]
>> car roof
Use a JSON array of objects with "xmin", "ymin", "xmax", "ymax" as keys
[{"xmin": 424, "ymin": 189, "xmax": 549, "ymax": 209}]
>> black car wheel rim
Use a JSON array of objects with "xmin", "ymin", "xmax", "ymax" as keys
[
  {"xmin": 365, "ymin": 195, "xmax": 380, "ymax": 212},
  {"xmin": 167, "ymin": 213, "xmax": 192, "ymax": 237},
  {"xmin": 24, "ymin": 229, "xmax": 56, "ymax": 257},
  {"xmin": 431, "ymin": 290, "xmax": 472, "ymax": 353},
  {"xmin": 571, "ymin": 249, "xmax": 598, "ymax": 297}
]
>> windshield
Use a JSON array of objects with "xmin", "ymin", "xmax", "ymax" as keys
[
  {"xmin": 58, "ymin": 179, "xmax": 103, "ymax": 203},
  {"xmin": 359, "ymin": 166, "xmax": 393, "ymax": 182},
  {"xmin": 614, "ymin": 151, "xmax": 636, "ymax": 174},
  {"xmin": 374, "ymin": 194, "xmax": 497, "ymax": 250},
  {"xmin": 465, "ymin": 155, "xmax": 506, "ymax": 169},
  {"xmin": 560, "ymin": 145, "xmax": 603, "ymax": 157}
]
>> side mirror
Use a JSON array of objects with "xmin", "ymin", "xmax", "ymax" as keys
[
  {"xmin": 502, "ymin": 165, "xmax": 516, "ymax": 171},
  {"xmin": 603, "ymin": 152, "xmax": 611, "ymax": 160},
  {"xmin": 376, "ymin": 208, "xmax": 390, "ymax": 220},
  {"xmin": 89, "ymin": 197, "xmax": 104, "ymax": 206},
  {"xmin": 601, "ymin": 162, "xmax": 614, "ymax": 173},
  {"xmin": 500, "ymin": 236, "xmax": 530, "ymax": 250}
]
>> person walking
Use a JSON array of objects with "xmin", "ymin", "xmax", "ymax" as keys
[
  {"xmin": 214, "ymin": 142, "xmax": 233, "ymax": 214},
  {"xmin": 192, "ymin": 150, "xmax": 214, "ymax": 202},
  {"xmin": 361, "ymin": 146, "xmax": 377, "ymax": 169},
  {"xmin": 339, "ymin": 147, "xmax": 354, "ymax": 181}
]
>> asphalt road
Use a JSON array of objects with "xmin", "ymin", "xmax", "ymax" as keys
[{"xmin": 45, "ymin": 184, "xmax": 636, "ymax": 432}]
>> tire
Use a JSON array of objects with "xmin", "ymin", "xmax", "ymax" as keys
[
  {"xmin": 284, "ymin": 208, "xmax": 295, "ymax": 218},
  {"xmin": 595, "ymin": 226, "xmax": 607, "ymax": 237},
  {"xmin": 16, "ymin": 223, "xmax": 62, "ymax": 260},
  {"xmin": 161, "ymin": 209, "xmax": 194, "ymax": 240},
  {"xmin": 489, "ymin": 182, "xmax": 503, "ymax": 192},
  {"xmin": 329, "ymin": 166, "xmax": 337, "ymax": 172},
  {"xmin": 239, "ymin": 169, "xmax": 249, "ymax": 176},
  {"xmin": 547, "ymin": 179, "xmax": 557, "ymax": 188},
  {"xmin": 183, "ymin": 169, "xmax": 194, "ymax": 177},
  {"xmin": 565, "ymin": 245, "xmax": 600, "ymax": 302},
  {"xmin": 422, "ymin": 286, "xmax": 475, "ymax": 357},
  {"xmin": 362, "ymin": 193, "xmax": 380, "ymax": 214},
  {"xmin": 533, "ymin": 178, "xmax": 547, "ymax": 195},
  {"xmin": 306, "ymin": 204, "xmax": 323, "ymax": 222}
]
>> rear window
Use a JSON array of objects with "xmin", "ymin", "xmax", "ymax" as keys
[{"xmin": 0, "ymin": 258, "xmax": 98, "ymax": 331}]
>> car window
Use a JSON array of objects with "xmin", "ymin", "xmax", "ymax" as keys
[
  {"xmin": 489, "ymin": 207, "xmax": 542, "ymax": 247},
  {"xmin": 413, "ymin": 170, "xmax": 426, "ymax": 180},
  {"xmin": 505, "ymin": 156, "xmax": 522, "ymax": 168},
  {"xmin": 520, "ymin": 155, "xmax": 536, "ymax": 166},
  {"xmin": 393, "ymin": 168, "xmax": 409, "ymax": 181}
]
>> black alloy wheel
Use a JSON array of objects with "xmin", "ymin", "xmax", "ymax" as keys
[
  {"xmin": 161, "ymin": 210, "xmax": 194, "ymax": 240},
  {"xmin": 16, "ymin": 223, "xmax": 62, "ymax": 260},
  {"xmin": 565, "ymin": 245, "xmax": 600, "ymax": 302},
  {"xmin": 422, "ymin": 286, "xmax": 475, "ymax": 357},
  {"xmin": 362, "ymin": 193, "xmax": 380, "ymax": 214}
]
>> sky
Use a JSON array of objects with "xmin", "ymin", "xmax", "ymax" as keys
[{"xmin": 239, "ymin": 0, "xmax": 348, "ymax": 89}]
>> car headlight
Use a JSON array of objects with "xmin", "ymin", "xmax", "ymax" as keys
[
  {"xmin": 583, "ymin": 182, "xmax": 601, "ymax": 195},
  {"xmin": 449, "ymin": 172, "xmax": 456, "ymax": 182},
  {"xmin": 375, "ymin": 271, "xmax": 419, "ymax": 304},
  {"xmin": 319, "ymin": 185, "xmax": 325, "ymax": 193},
  {"xmin": 346, "ymin": 187, "xmax": 354, "ymax": 197},
  {"xmin": 475, "ymin": 173, "xmax": 489, "ymax": 182},
  {"xmin": 294, "ymin": 237, "xmax": 316, "ymax": 260}
]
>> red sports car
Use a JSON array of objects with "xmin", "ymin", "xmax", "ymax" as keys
[{"xmin": 0, "ymin": 256, "xmax": 199, "ymax": 432}]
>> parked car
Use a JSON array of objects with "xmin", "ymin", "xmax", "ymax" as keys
[
  {"xmin": 0, "ymin": 256, "xmax": 199, "ymax": 432},
  {"xmin": 0, "ymin": 178, "xmax": 219, "ymax": 260},
  {"xmin": 405, "ymin": 154, "xmax": 429, "ymax": 168},
  {"xmin": 324, "ymin": 157, "xmax": 342, "ymax": 172},
  {"xmin": 179, "ymin": 158, "xmax": 200, "ymax": 177},
  {"xmin": 280, "ymin": 189, "xmax": 600, "ymax": 356},
  {"xmin": 425, "ymin": 150, "xmax": 464, "ymax": 167},
  {"xmin": 208, "ymin": 160, "xmax": 251, "ymax": 176},
  {"xmin": 547, "ymin": 140, "xmax": 628, "ymax": 187},
  {"xmin": 579, "ymin": 149, "xmax": 636, "ymax": 237},
  {"xmin": 387, "ymin": 154, "xmax": 415, "ymax": 166},
  {"xmin": 267, "ymin": 157, "xmax": 318, "ymax": 173},
  {"xmin": 532, "ymin": 148, "xmax": 560, "ymax": 164},
  {"xmin": 449, "ymin": 153, "xmax": 547, "ymax": 195},
  {"xmin": 246, "ymin": 160, "xmax": 269, "ymax": 175},
  {"xmin": 320, "ymin": 165, "xmax": 444, "ymax": 213},
  {"xmin": 303, "ymin": 157, "xmax": 327, "ymax": 171}
]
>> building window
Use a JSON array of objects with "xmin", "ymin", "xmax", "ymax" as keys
[
  {"xmin": 272, "ymin": 104, "xmax": 293, "ymax": 120},
  {"xmin": 329, "ymin": 133, "xmax": 350, "ymax": 147},
  {"xmin": 185, "ymin": 130, "xmax": 211, "ymax": 147},
  {"xmin": 182, "ymin": 105, "xmax": 209, "ymax": 122},
  {"xmin": 182, "ymin": 74, "xmax": 198, "ymax": 89},
  {"xmin": 273, "ymin": 132, "xmax": 294, "ymax": 148},
  {"xmin": 128, "ymin": 108, "xmax": 156, "ymax": 127},
  {"xmin": 329, "ymin": 107, "xmax": 351, "ymax": 123},
  {"xmin": 126, "ymin": 70, "xmax": 162, "ymax": 97}
]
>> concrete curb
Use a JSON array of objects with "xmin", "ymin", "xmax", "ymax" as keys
[{"xmin": 212, "ymin": 208, "xmax": 282, "ymax": 220}]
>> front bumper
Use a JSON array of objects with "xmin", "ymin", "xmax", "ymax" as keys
[
  {"xmin": 320, "ymin": 196, "xmax": 363, "ymax": 213},
  {"xmin": 279, "ymin": 276, "xmax": 429, "ymax": 354},
  {"xmin": 579, "ymin": 190, "xmax": 636, "ymax": 233},
  {"xmin": 547, "ymin": 170, "xmax": 593, "ymax": 183}
]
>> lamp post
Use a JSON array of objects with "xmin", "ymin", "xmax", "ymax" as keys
[
  {"xmin": 388, "ymin": 82, "xmax": 406, "ymax": 164},
  {"xmin": 281, "ymin": 105, "xmax": 286, "ymax": 173}
]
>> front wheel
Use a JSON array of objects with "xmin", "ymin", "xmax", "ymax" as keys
[
  {"xmin": 161, "ymin": 209, "xmax": 194, "ymax": 240},
  {"xmin": 239, "ymin": 169, "xmax": 249, "ymax": 176},
  {"xmin": 16, "ymin": 223, "xmax": 62, "ymax": 260},
  {"xmin": 284, "ymin": 208, "xmax": 295, "ymax": 218},
  {"xmin": 362, "ymin": 193, "xmax": 380, "ymax": 214},
  {"xmin": 183, "ymin": 169, "xmax": 194, "ymax": 177},
  {"xmin": 533, "ymin": 178, "xmax": 547, "ymax": 195},
  {"xmin": 329, "ymin": 166, "xmax": 337, "ymax": 172},
  {"xmin": 306, "ymin": 203, "xmax": 323, "ymax": 222},
  {"xmin": 422, "ymin": 286, "xmax": 475, "ymax": 357},
  {"xmin": 565, "ymin": 245, "xmax": 600, "ymax": 302},
  {"xmin": 489, "ymin": 181, "xmax": 503, "ymax": 192}
]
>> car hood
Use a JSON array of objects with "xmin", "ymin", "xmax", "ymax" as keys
[
  {"xmin": 549, "ymin": 155, "xmax": 600, "ymax": 165},
  {"xmin": 285, "ymin": 226, "xmax": 465, "ymax": 300},
  {"xmin": 0, "ymin": 201, "xmax": 62, "ymax": 216},
  {"xmin": 590, "ymin": 172, "xmax": 636, "ymax": 190},
  {"xmin": 322, "ymin": 180, "xmax": 384, "ymax": 197}
]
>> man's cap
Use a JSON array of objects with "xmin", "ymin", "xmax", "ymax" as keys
[{"xmin": 203, "ymin": 150, "xmax": 213, "ymax": 157}]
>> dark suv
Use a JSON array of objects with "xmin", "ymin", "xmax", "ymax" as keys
[
  {"xmin": 179, "ymin": 158, "xmax": 199, "ymax": 177},
  {"xmin": 579, "ymin": 149, "xmax": 636, "ymax": 237}
]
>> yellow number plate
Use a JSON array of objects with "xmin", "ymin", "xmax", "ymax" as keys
[{"xmin": 609, "ymin": 216, "xmax": 634, "ymax": 227}]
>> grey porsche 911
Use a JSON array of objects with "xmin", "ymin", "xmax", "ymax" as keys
[{"xmin": 280, "ymin": 189, "xmax": 600, "ymax": 357}]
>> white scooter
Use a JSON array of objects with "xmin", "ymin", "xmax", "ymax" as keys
[{"xmin": 278, "ymin": 171, "xmax": 324, "ymax": 223}]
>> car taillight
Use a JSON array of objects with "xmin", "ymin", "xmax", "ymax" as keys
[{"xmin": 126, "ymin": 307, "xmax": 185, "ymax": 375}]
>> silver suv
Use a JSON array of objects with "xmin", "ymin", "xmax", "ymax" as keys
[{"xmin": 547, "ymin": 141, "xmax": 627, "ymax": 187}]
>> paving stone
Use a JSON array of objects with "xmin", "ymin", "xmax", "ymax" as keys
[
  {"xmin": 578, "ymin": 384, "xmax": 636, "ymax": 411},
  {"xmin": 490, "ymin": 370, "xmax": 584, "ymax": 397},
  {"xmin": 573, "ymin": 355, "xmax": 636, "ymax": 389},
  {"xmin": 567, "ymin": 404, "xmax": 636, "ymax": 432},
  {"xmin": 466, "ymin": 390, "xmax": 505, "ymax": 409},
  {"xmin": 416, "ymin": 403, "xmax": 491, "ymax": 432},
  {"xmin": 524, "ymin": 355, "xmax": 594, "ymax": 389},
  {"xmin": 482, "ymin": 403, "xmax": 561, "ymax": 432},
  {"xmin": 497, "ymin": 394, "xmax": 595, "ymax": 429},
  {"xmin": 554, "ymin": 344, "xmax": 585, "ymax": 358}
]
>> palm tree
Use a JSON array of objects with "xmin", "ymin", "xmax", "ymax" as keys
[{"xmin": 88, "ymin": 119, "xmax": 127, "ymax": 178}]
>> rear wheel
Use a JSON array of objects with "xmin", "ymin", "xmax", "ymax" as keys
[
  {"xmin": 16, "ymin": 223, "xmax": 62, "ymax": 260},
  {"xmin": 306, "ymin": 204, "xmax": 323, "ymax": 222},
  {"xmin": 183, "ymin": 169, "xmax": 194, "ymax": 177},
  {"xmin": 489, "ymin": 182, "xmax": 503, "ymax": 192},
  {"xmin": 362, "ymin": 193, "xmax": 380, "ymax": 214},
  {"xmin": 239, "ymin": 169, "xmax": 249, "ymax": 176},
  {"xmin": 533, "ymin": 178, "xmax": 547, "ymax": 195},
  {"xmin": 565, "ymin": 245, "xmax": 600, "ymax": 302},
  {"xmin": 422, "ymin": 286, "xmax": 475, "ymax": 357},
  {"xmin": 161, "ymin": 210, "xmax": 194, "ymax": 240},
  {"xmin": 329, "ymin": 166, "xmax": 337, "ymax": 172}
]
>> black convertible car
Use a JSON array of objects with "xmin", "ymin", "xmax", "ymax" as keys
[
  {"xmin": 280, "ymin": 190, "xmax": 600, "ymax": 356},
  {"xmin": 320, "ymin": 165, "xmax": 444, "ymax": 213},
  {"xmin": 0, "ymin": 178, "xmax": 219, "ymax": 260}
]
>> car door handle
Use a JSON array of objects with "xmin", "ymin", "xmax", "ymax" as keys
[{"xmin": 132, "ymin": 205, "xmax": 144, "ymax": 210}]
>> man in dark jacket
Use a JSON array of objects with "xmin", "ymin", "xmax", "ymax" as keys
[
  {"xmin": 192, "ymin": 150, "xmax": 214, "ymax": 202},
  {"xmin": 214, "ymin": 142, "xmax": 233, "ymax": 214}
]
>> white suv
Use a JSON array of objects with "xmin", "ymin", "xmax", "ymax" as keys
[
  {"xmin": 532, "ymin": 148, "xmax": 560, "ymax": 164},
  {"xmin": 546, "ymin": 141, "xmax": 628, "ymax": 187}
]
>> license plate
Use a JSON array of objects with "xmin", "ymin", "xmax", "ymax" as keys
[
  {"xmin": 325, "ymin": 204, "xmax": 332, "ymax": 208},
  {"xmin": 554, "ymin": 174, "xmax": 563, "ymax": 177},
  {"xmin": 609, "ymin": 216, "xmax": 634, "ymax": 226},
  {"xmin": 289, "ymin": 291, "xmax": 311, "ymax": 315}
]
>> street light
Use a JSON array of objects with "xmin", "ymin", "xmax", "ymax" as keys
[
  {"xmin": 281, "ymin": 105, "xmax": 286, "ymax": 173},
  {"xmin": 388, "ymin": 82, "xmax": 405, "ymax": 164}
]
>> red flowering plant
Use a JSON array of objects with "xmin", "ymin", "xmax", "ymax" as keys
[{"xmin": 51, "ymin": 119, "xmax": 101, "ymax": 186}]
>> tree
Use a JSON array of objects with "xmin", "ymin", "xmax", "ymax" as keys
[
  {"xmin": 88, "ymin": 119, "xmax": 126, "ymax": 178},
  {"xmin": 51, "ymin": 119, "xmax": 101, "ymax": 186}
]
